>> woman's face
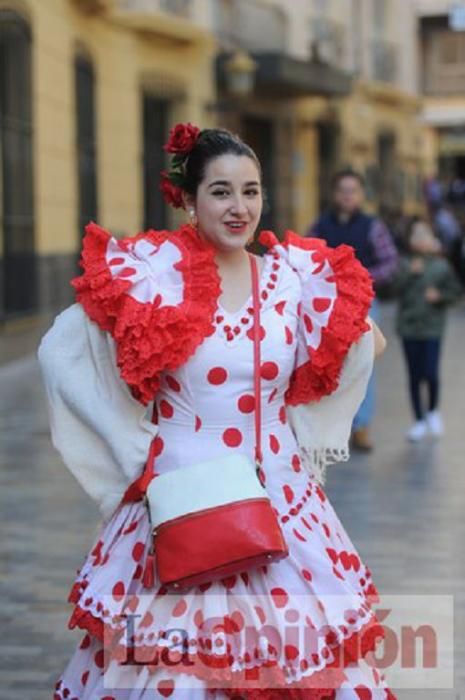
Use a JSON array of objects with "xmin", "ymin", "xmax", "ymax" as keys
[{"xmin": 192, "ymin": 154, "xmax": 263, "ymax": 253}]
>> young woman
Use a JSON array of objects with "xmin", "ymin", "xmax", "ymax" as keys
[{"xmin": 39, "ymin": 125, "xmax": 395, "ymax": 699}]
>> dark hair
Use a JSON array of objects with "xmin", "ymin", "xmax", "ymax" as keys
[
  {"xmin": 331, "ymin": 168, "xmax": 366, "ymax": 190},
  {"xmin": 182, "ymin": 128, "xmax": 262, "ymax": 196}
]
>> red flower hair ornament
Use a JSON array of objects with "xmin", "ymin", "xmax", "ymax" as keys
[{"xmin": 159, "ymin": 122, "xmax": 201, "ymax": 208}]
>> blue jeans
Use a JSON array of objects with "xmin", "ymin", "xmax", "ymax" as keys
[
  {"xmin": 402, "ymin": 338, "xmax": 441, "ymax": 420},
  {"xmin": 352, "ymin": 297, "xmax": 380, "ymax": 431}
]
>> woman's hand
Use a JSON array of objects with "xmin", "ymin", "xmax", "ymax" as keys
[{"xmin": 368, "ymin": 316, "xmax": 387, "ymax": 357}]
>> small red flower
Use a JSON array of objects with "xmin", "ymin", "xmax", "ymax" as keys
[
  {"xmin": 159, "ymin": 171, "xmax": 184, "ymax": 208},
  {"xmin": 163, "ymin": 122, "xmax": 200, "ymax": 155}
]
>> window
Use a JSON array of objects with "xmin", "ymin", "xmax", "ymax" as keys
[
  {"xmin": 143, "ymin": 95, "xmax": 169, "ymax": 230},
  {"xmin": 0, "ymin": 10, "xmax": 35, "ymax": 317},
  {"xmin": 75, "ymin": 52, "xmax": 98, "ymax": 236}
]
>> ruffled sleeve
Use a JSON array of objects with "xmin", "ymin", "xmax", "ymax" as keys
[
  {"xmin": 259, "ymin": 229, "xmax": 375, "ymax": 485},
  {"xmin": 259, "ymin": 229, "xmax": 374, "ymax": 405},
  {"xmin": 37, "ymin": 304, "xmax": 159, "ymax": 522},
  {"xmin": 71, "ymin": 222, "xmax": 221, "ymax": 405}
]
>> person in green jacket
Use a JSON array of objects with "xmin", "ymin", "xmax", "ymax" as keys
[{"xmin": 394, "ymin": 219, "xmax": 462, "ymax": 441}]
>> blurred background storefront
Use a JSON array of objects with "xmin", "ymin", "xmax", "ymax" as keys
[{"xmin": 0, "ymin": 0, "xmax": 464, "ymax": 320}]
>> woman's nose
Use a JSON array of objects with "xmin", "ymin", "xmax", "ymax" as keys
[{"xmin": 230, "ymin": 195, "xmax": 248, "ymax": 215}]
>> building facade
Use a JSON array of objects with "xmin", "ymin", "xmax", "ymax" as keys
[
  {"xmin": 0, "ymin": 0, "xmax": 430, "ymax": 320},
  {"xmin": 0, "ymin": 0, "xmax": 216, "ymax": 320},
  {"xmin": 414, "ymin": 0, "xmax": 465, "ymax": 188}
]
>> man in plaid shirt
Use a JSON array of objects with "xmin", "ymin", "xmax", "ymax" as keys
[{"xmin": 307, "ymin": 169, "xmax": 399, "ymax": 451}]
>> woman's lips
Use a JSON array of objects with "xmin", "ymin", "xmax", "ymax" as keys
[{"xmin": 224, "ymin": 221, "xmax": 248, "ymax": 235}]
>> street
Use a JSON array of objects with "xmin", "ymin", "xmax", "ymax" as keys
[{"xmin": 1, "ymin": 302, "xmax": 465, "ymax": 699}]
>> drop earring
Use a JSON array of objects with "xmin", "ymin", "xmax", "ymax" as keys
[{"xmin": 188, "ymin": 209, "xmax": 198, "ymax": 228}]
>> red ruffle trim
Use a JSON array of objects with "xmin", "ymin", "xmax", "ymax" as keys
[
  {"xmin": 71, "ymin": 222, "xmax": 221, "ymax": 405},
  {"xmin": 66, "ymin": 601, "xmax": 388, "ymax": 698},
  {"xmin": 259, "ymin": 230, "xmax": 374, "ymax": 405}
]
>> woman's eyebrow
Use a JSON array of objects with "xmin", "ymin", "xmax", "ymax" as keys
[
  {"xmin": 207, "ymin": 180, "xmax": 230, "ymax": 189},
  {"xmin": 207, "ymin": 180, "xmax": 260, "ymax": 189}
]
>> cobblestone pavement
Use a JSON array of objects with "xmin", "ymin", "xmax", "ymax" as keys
[{"xmin": 1, "ymin": 303, "xmax": 464, "ymax": 699}]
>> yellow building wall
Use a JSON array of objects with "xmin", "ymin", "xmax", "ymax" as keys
[{"xmin": 9, "ymin": 0, "xmax": 215, "ymax": 256}]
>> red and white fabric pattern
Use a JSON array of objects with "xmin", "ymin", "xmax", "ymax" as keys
[{"xmin": 49, "ymin": 224, "xmax": 395, "ymax": 699}]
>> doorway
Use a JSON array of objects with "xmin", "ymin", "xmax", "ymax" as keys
[
  {"xmin": 0, "ymin": 11, "xmax": 35, "ymax": 318},
  {"xmin": 143, "ymin": 95, "xmax": 169, "ymax": 230}
]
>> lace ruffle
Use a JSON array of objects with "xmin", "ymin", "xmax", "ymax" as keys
[
  {"xmin": 65, "ymin": 601, "xmax": 385, "ymax": 697},
  {"xmin": 259, "ymin": 230, "xmax": 374, "ymax": 405},
  {"xmin": 71, "ymin": 222, "xmax": 221, "ymax": 405}
]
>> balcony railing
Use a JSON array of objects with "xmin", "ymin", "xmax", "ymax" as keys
[
  {"xmin": 371, "ymin": 39, "xmax": 398, "ymax": 83},
  {"xmin": 115, "ymin": 0, "xmax": 193, "ymax": 18},
  {"xmin": 213, "ymin": 0, "xmax": 287, "ymax": 53}
]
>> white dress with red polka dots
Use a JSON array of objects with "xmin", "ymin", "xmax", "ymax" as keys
[{"xmin": 46, "ymin": 224, "xmax": 397, "ymax": 700}]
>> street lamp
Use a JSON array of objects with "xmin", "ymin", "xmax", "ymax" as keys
[{"xmin": 224, "ymin": 49, "xmax": 257, "ymax": 97}]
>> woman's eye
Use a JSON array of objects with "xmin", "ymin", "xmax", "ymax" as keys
[
  {"xmin": 212, "ymin": 189, "xmax": 229, "ymax": 197},
  {"xmin": 245, "ymin": 188, "xmax": 259, "ymax": 196}
]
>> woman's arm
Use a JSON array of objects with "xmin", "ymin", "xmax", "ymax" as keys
[{"xmin": 368, "ymin": 316, "xmax": 387, "ymax": 358}]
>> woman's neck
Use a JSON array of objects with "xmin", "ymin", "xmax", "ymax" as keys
[{"xmin": 215, "ymin": 247, "xmax": 249, "ymax": 269}]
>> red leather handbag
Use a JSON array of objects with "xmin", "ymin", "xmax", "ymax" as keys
[{"xmin": 142, "ymin": 254, "xmax": 288, "ymax": 589}]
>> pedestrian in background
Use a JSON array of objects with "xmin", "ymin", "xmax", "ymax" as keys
[
  {"xmin": 393, "ymin": 219, "xmax": 462, "ymax": 442},
  {"xmin": 308, "ymin": 169, "xmax": 399, "ymax": 451}
]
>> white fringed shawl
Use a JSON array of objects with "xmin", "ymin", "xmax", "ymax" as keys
[{"xmin": 38, "ymin": 305, "xmax": 374, "ymax": 522}]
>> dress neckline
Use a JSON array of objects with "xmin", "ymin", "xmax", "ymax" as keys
[
  {"xmin": 216, "ymin": 253, "xmax": 271, "ymax": 317},
  {"xmin": 214, "ymin": 250, "xmax": 282, "ymax": 343}
]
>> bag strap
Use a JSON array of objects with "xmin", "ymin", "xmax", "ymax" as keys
[
  {"xmin": 138, "ymin": 254, "xmax": 263, "ymax": 489},
  {"xmin": 249, "ymin": 254, "xmax": 263, "ymax": 470}
]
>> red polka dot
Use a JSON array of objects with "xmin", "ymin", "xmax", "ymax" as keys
[
  {"xmin": 268, "ymin": 387, "xmax": 278, "ymax": 403},
  {"xmin": 207, "ymin": 367, "xmax": 228, "ymax": 385},
  {"xmin": 285, "ymin": 644, "xmax": 299, "ymax": 661},
  {"xmin": 279, "ymin": 406, "xmax": 287, "ymax": 424},
  {"xmin": 313, "ymin": 297, "xmax": 332, "ymax": 313},
  {"xmin": 112, "ymin": 581, "xmax": 125, "ymax": 600},
  {"xmin": 81, "ymin": 670, "xmax": 89, "ymax": 685},
  {"xmin": 195, "ymin": 415, "xmax": 202, "ymax": 432},
  {"xmin": 140, "ymin": 610, "xmax": 154, "ymax": 627},
  {"xmin": 118, "ymin": 267, "xmax": 137, "ymax": 278},
  {"xmin": 261, "ymin": 362, "xmax": 279, "ymax": 380},
  {"xmin": 109, "ymin": 257, "xmax": 125, "ymax": 266},
  {"xmin": 238, "ymin": 394, "xmax": 255, "ymax": 413},
  {"xmin": 222, "ymin": 428, "xmax": 243, "ymax": 447},
  {"xmin": 123, "ymin": 519, "xmax": 139, "ymax": 535},
  {"xmin": 194, "ymin": 609, "xmax": 204, "ymax": 628},
  {"xmin": 285, "ymin": 326, "xmax": 293, "ymax": 344},
  {"xmin": 293, "ymin": 528, "xmax": 307, "ymax": 542},
  {"xmin": 269, "ymin": 434, "xmax": 280, "ymax": 454},
  {"xmin": 283, "ymin": 484, "xmax": 294, "ymax": 504},
  {"xmin": 165, "ymin": 375, "xmax": 181, "ymax": 392},
  {"xmin": 303, "ymin": 313, "xmax": 313, "ymax": 333},
  {"xmin": 132, "ymin": 542, "xmax": 144, "ymax": 562},
  {"xmin": 80, "ymin": 634, "xmax": 91, "ymax": 650},
  {"xmin": 157, "ymin": 680, "xmax": 175, "ymax": 697},
  {"xmin": 160, "ymin": 400, "xmax": 173, "ymax": 419},
  {"xmin": 302, "ymin": 569, "xmax": 313, "ymax": 582},
  {"xmin": 270, "ymin": 587, "xmax": 289, "ymax": 609},
  {"xmin": 355, "ymin": 686, "xmax": 372, "ymax": 700},
  {"xmin": 152, "ymin": 436, "xmax": 164, "ymax": 457},
  {"xmin": 323, "ymin": 523, "xmax": 331, "ymax": 538},
  {"xmin": 291, "ymin": 454, "xmax": 301, "ymax": 472},
  {"xmin": 301, "ymin": 516, "xmax": 313, "ymax": 531},
  {"xmin": 275, "ymin": 301, "xmax": 286, "ymax": 315},
  {"xmin": 247, "ymin": 325, "xmax": 266, "ymax": 341},
  {"xmin": 172, "ymin": 599, "xmax": 187, "ymax": 617},
  {"xmin": 94, "ymin": 649, "xmax": 105, "ymax": 668},
  {"xmin": 255, "ymin": 605, "xmax": 266, "ymax": 624},
  {"xmin": 221, "ymin": 575, "xmax": 237, "ymax": 589}
]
